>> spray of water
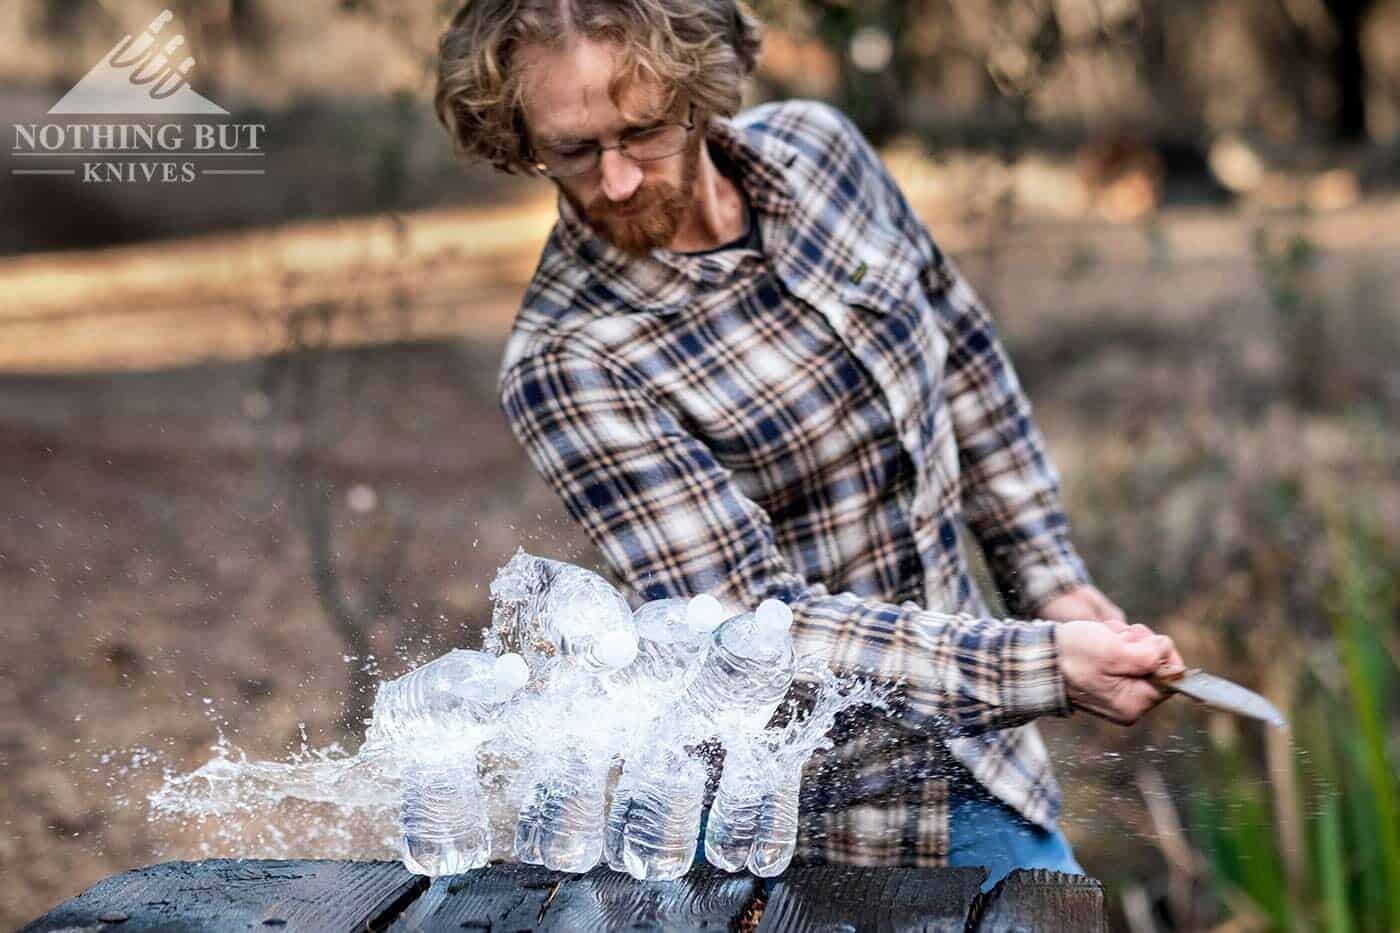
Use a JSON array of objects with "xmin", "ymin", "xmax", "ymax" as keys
[{"xmin": 142, "ymin": 549, "xmax": 892, "ymax": 878}]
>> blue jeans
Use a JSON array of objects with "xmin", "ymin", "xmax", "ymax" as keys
[
  {"xmin": 692, "ymin": 779, "xmax": 1083, "ymax": 892},
  {"xmin": 946, "ymin": 776, "xmax": 1085, "ymax": 891}
]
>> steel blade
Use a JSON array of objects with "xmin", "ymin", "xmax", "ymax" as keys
[{"xmin": 1156, "ymin": 669, "xmax": 1287, "ymax": 727}]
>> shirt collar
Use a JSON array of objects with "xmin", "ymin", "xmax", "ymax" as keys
[{"xmin": 551, "ymin": 109, "xmax": 800, "ymax": 307}]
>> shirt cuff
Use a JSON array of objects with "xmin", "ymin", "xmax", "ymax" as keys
[{"xmin": 1003, "ymin": 619, "xmax": 1074, "ymax": 723}]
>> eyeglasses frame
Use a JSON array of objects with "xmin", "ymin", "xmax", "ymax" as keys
[{"xmin": 528, "ymin": 101, "xmax": 697, "ymax": 178}]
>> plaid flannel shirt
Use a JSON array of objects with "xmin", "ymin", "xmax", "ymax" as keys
[{"xmin": 498, "ymin": 98, "xmax": 1093, "ymax": 866}]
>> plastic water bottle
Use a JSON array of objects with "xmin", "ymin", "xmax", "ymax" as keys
[
  {"xmin": 398, "ymin": 757, "xmax": 491, "ymax": 876},
  {"xmin": 489, "ymin": 549, "xmax": 640, "ymax": 673},
  {"xmin": 603, "ymin": 748, "xmax": 708, "ymax": 881},
  {"xmin": 513, "ymin": 746, "xmax": 611, "ymax": 873},
  {"xmin": 682, "ymin": 598, "xmax": 796, "ymax": 730},
  {"xmin": 366, "ymin": 649, "xmax": 529, "ymax": 748},
  {"xmin": 621, "ymin": 594, "xmax": 728, "ymax": 688},
  {"xmin": 631, "ymin": 594, "xmax": 726, "ymax": 650},
  {"xmin": 704, "ymin": 749, "xmax": 804, "ymax": 878},
  {"xmin": 703, "ymin": 747, "xmax": 765, "ymax": 872},
  {"xmin": 748, "ymin": 769, "xmax": 802, "ymax": 877}
]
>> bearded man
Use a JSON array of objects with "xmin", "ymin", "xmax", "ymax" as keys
[{"xmin": 434, "ymin": 0, "xmax": 1184, "ymax": 886}]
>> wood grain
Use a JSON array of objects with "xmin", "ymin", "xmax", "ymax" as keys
[
  {"xmin": 19, "ymin": 859, "xmax": 428, "ymax": 932},
  {"xmin": 390, "ymin": 862, "xmax": 760, "ymax": 932},
  {"xmin": 968, "ymin": 868, "xmax": 1108, "ymax": 932},
  {"xmin": 755, "ymin": 863, "xmax": 987, "ymax": 932}
]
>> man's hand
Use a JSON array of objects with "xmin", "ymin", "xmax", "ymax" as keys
[
  {"xmin": 1056, "ymin": 620, "xmax": 1186, "ymax": 725},
  {"xmin": 1035, "ymin": 583, "xmax": 1127, "ymax": 625}
]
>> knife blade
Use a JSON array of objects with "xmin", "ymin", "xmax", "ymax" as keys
[{"xmin": 1154, "ymin": 668, "xmax": 1287, "ymax": 728}]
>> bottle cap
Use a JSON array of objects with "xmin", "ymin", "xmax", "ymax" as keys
[
  {"xmin": 756, "ymin": 598, "xmax": 794, "ymax": 633},
  {"xmin": 492, "ymin": 652, "xmax": 530, "ymax": 693},
  {"xmin": 685, "ymin": 593, "xmax": 727, "ymax": 632},
  {"xmin": 595, "ymin": 630, "xmax": 640, "ymax": 669}
]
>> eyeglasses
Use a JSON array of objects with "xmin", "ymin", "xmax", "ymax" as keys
[{"xmin": 529, "ymin": 103, "xmax": 696, "ymax": 178}]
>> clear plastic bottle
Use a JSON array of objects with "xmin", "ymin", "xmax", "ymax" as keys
[
  {"xmin": 621, "ymin": 594, "xmax": 727, "ymax": 689},
  {"xmin": 703, "ymin": 748, "xmax": 765, "ymax": 872},
  {"xmin": 682, "ymin": 598, "xmax": 796, "ymax": 731},
  {"xmin": 513, "ymin": 746, "xmax": 611, "ymax": 873},
  {"xmin": 604, "ymin": 748, "xmax": 708, "ymax": 881},
  {"xmin": 704, "ymin": 752, "xmax": 804, "ymax": 877},
  {"xmin": 366, "ymin": 649, "xmax": 528, "ymax": 748},
  {"xmin": 748, "ymin": 768, "xmax": 802, "ymax": 877},
  {"xmin": 489, "ymin": 549, "xmax": 639, "ymax": 673},
  {"xmin": 398, "ymin": 757, "xmax": 491, "ymax": 876}
]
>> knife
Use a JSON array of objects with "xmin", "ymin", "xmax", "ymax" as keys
[{"xmin": 1153, "ymin": 668, "xmax": 1287, "ymax": 728}]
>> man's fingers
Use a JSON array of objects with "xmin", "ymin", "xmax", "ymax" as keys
[
  {"xmin": 1077, "ymin": 678, "xmax": 1172, "ymax": 725},
  {"xmin": 1117, "ymin": 679, "xmax": 1173, "ymax": 722},
  {"xmin": 1112, "ymin": 633, "xmax": 1181, "ymax": 676},
  {"xmin": 1163, "ymin": 644, "xmax": 1186, "ymax": 671}
]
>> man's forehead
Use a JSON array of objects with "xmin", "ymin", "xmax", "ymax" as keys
[{"xmin": 517, "ymin": 42, "xmax": 672, "ymax": 142}]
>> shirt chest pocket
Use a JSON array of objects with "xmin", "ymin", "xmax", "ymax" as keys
[{"xmin": 837, "ymin": 222, "xmax": 953, "ymax": 475}]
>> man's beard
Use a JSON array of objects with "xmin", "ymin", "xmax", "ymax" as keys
[{"xmin": 565, "ymin": 132, "xmax": 701, "ymax": 259}]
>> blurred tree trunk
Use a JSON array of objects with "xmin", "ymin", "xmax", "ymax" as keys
[
  {"xmin": 809, "ymin": 0, "xmax": 918, "ymax": 146},
  {"xmin": 40, "ymin": 0, "xmax": 86, "ymax": 37},
  {"xmin": 1321, "ymin": 0, "xmax": 1372, "ymax": 140}
]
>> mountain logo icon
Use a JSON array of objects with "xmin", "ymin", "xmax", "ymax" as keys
[{"xmin": 48, "ymin": 10, "xmax": 227, "ymax": 115}]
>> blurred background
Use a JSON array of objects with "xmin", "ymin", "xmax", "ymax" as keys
[{"xmin": 1, "ymin": 0, "xmax": 1397, "ymax": 929}]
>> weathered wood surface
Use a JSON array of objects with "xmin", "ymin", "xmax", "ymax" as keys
[
  {"xmin": 969, "ymin": 868, "xmax": 1108, "ymax": 932},
  {"xmin": 390, "ymin": 862, "xmax": 760, "ymax": 931},
  {"xmin": 18, "ymin": 859, "xmax": 428, "ymax": 933},
  {"xmin": 755, "ymin": 863, "xmax": 987, "ymax": 933},
  {"xmin": 24, "ymin": 860, "xmax": 1106, "ymax": 932}
]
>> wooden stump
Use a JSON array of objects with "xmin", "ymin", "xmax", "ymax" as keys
[
  {"xmin": 969, "ymin": 868, "xmax": 1109, "ymax": 932},
  {"xmin": 390, "ymin": 862, "xmax": 759, "ymax": 931},
  {"xmin": 755, "ymin": 863, "xmax": 987, "ymax": 932},
  {"xmin": 18, "ymin": 859, "xmax": 427, "ymax": 933},
  {"xmin": 22, "ymin": 860, "xmax": 1106, "ymax": 931}
]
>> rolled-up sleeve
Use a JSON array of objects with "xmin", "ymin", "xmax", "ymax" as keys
[{"xmin": 499, "ymin": 341, "xmax": 1072, "ymax": 735}]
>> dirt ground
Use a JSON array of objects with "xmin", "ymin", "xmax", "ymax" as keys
[{"xmin": 2, "ymin": 195, "xmax": 1398, "ymax": 928}]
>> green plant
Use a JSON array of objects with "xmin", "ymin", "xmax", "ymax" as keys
[{"xmin": 1191, "ymin": 513, "xmax": 1398, "ymax": 932}]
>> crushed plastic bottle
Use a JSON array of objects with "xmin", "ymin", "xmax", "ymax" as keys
[
  {"xmin": 371, "ymin": 649, "xmax": 528, "ymax": 878},
  {"xmin": 703, "ymin": 738, "xmax": 765, "ymax": 873},
  {"xmin": 488, "ymin": 549, "xmax": 639, "ymax": 673},
  {"xmin": 604, "ymin": 747, "xmax": 708, "ymax": 881},
  {"xmin": 682, "ymin": 598, "xmax": 796, "ymax": 733},
  {"xmin": 617, "ymin": 594, "xmax": 728, "ymax": 692},
  {"xmin": 399, "ymin": 757, "xmax": 491, "ymax": 876},
  {"xmin": 365, "ymin": 649, "xmax": 528, "ymax": 749},
  {"xmin": 704, "ymin": 741, "xmax": 804, "ymax": 878},
  {"xmin": 514, "ymin": 744, "xmax": 612, "ymax": 873},
  {"xmin": 747, "ymin": 768, "xmax": 802, "ymax": 876}
]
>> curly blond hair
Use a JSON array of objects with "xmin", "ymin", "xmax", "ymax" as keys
[{"xmin": 434, "ymin": 0, "xmax": 765, "ymax": 176}]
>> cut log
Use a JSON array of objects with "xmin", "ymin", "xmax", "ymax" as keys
[
  {"xmin": 19, "ymin": 859, "xmax": 427, "ymax": 933},
  {"xmin": 389, "ymin": 862, "xmax": 761, "ymax": 932},
  {"xmin": 21, "ymin": 860, "xmax": 1107, "ymax": 931},
  {"xmin": 755, "ymin": 863, "xmax": 987, "ymax": 932},
  {"xmin": 968, "ymin": 868, "xmax": 1108, "ymax": 932}
]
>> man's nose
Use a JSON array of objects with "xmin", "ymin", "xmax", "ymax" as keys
[{"xmin": 598, "ymin": 148, "xmax": 643, "ymax": 202}]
